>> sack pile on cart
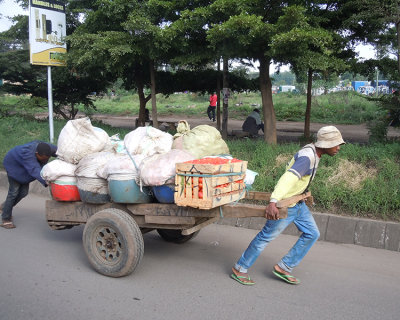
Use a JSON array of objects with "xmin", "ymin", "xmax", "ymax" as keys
[{"xmin": 41, "ymin": 117, "xmax": 254, "ymax": 208}]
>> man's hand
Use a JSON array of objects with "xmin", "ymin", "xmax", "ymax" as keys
[{"xmin": 265, "ymin": 202, "xmax": 280, "ymax": 220}]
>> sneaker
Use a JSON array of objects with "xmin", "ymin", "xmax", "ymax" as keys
[{"xmin": 1, "ymin": 220, "xmax": 16, "ymax": 229}]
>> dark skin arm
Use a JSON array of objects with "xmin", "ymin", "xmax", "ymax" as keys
[{"xmin": 265, "ymin": 202, "xmax": 280, "ymax": 220}]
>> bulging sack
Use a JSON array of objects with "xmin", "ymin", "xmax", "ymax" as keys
[
  {"xmin": 172, "ymin": 121, "xmax": 229, "ymax": 159},
  {"xmin": 75, "ymin": 152, "xmax": 116, "ymax": 179},
  {"xmin": 139, "ymin": 149, "xmax": 195, "ymax": 186},
  {"xmin": 97, "ymin": 153, "xmax": 145, "ymax": 182},
  {"xmin": 124, "ymin": 126, "xmax": 173, "ymax": 158},
  {"xmin": 41, "ymin": 159, "xmax": 77, "ymax": 182},
  {"xmin": 56, "ymin": 118, "xmax": 109, "ymax": 164}
]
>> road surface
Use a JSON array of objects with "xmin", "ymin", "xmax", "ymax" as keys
[
  {"xmin": 0, "ymin": 189, "xmax": 399, "ymax": 320},
  {"xmin": 35, "ymin": 112, "xmax": 400, "ymax": 144}
]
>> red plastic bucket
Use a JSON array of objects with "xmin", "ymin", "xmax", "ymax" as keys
[{"xmin": 50, "ymin": 182, "xmax": 81, "ymax": 201}]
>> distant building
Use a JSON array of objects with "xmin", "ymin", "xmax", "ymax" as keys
[
  {"xmin": 351, "ymin": 81, "xmax": 369, "ymax": 92},
  {"xmin": 278, "ymin": 85, "xmax": 296, "ymax": 93}
]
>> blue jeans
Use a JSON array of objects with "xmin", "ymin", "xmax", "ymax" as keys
[
  {"xmin": 1, "ymin": 175, "xmax": 30, "ymax": 221},
  {"xmin": 235, "ymin": 201, "xmax": 320, "ymax": 273}
]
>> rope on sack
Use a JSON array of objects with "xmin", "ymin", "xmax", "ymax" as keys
[{"xmin": 124, "ymin": 141, "xmax": 146, "ymax": 192}]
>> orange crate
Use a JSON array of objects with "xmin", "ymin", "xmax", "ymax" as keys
[{"xmin": 175, "ymin": 159, "xmax": 247, "ymax": 209}]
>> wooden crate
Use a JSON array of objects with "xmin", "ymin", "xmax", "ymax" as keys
[{"xmin": 175, "ymin": 159, "xmax": 248, "ymax": 209}]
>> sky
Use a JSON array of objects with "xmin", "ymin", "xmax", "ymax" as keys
[{"xmin": 0, "ymin": 0, "xmax": 376, "ymax": 63}]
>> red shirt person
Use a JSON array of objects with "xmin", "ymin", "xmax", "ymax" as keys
[{"xmin": 207, "ymin": 92, "xmax": 217, "ymax": 122}]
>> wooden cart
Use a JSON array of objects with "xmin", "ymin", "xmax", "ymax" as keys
[{"xmin": 45, "ymin": 192, "xmax": 271, "ymax": 278}]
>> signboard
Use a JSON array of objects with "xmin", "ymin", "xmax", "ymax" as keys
[{"xmin": 29, "ymin": 0, "xmax": 66, "ymax": 66}]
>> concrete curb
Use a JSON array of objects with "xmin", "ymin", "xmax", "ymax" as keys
[{"xmin": 1, "ymin": 171, "xmax": 399, "ymax": 252}]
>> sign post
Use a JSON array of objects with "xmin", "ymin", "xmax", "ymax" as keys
[{"xmin": 29, "ymin": 0, "xmax": 66, "ymax": 143}]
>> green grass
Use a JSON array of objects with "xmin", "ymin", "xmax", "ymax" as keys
[
  {"xmin": 228, "ymin": 139, "xmax": 400, "ymax": 221},
  {"xmin": 0, "ymin": 114, "xmax": 399, "ymax": 221},
  {"xmin": 91, "ymin": 90, "xmax": 381, "ymax": 124},
  {"xmin": 2, "ymin": 90, "xmax": 382, "ymax": 124}
]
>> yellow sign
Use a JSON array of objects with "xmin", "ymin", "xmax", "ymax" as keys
[{"xmin": 29, "ymin": 0, "xmax": 66, "ymax": 66}]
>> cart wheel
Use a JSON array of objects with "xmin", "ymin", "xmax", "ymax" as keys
[
  {"xmin": 83, "ymin": 208, "xmax": 144, "ymax": 277},
  {"xmin": 156, "ymin": 229, "xmax": 200, "ymax": 244}
]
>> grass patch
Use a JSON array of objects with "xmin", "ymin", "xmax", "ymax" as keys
[
  {"xmin": 2, "ymin": 91, "xmax": 382, "ymax": 124},
  {"xmin": 1, "ymin": 111, "xmax": 399, "ymax": 222},
  {"xmin": 227, "ymin": 139, "xmax": 400, "ymax": 221},
  {"xmin": 92, "ymin": 91, "xmax": 382, "ymax": 124}
]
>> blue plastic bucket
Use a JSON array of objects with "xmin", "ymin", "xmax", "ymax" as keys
[
  {"xmin": 152, "ymin": 184, "xmax": 175, "ymax": 204},
  {"xmin": 108, "ymin": 178, "xmax": 153, "ymax": 203}
]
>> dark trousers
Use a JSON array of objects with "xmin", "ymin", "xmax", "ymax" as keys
[
  {"xmin": 207, "ymin": 106, "xmax": 216, "ymax": 121},
  {"xmin": 1, "ymin": 175, "xmax": 29, "ymax": 221}
]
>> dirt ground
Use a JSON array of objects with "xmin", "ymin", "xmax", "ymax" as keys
[{"xmin": 90, "ymin": 113, "xmax": 400, "ymax": 144}]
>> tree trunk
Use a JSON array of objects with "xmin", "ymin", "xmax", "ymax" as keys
[
  {"xmin": 396, "ymin": 20, "xmax": 400, "ymax": 73},
  {"xmin": 304, "ymin": 68, "xmax": 313, "ymax": 140},
  {"xmin": 221, "ymin": 57, "xmax": 229, "ymax": 139},
  {"xmin": 216, "ymin": 59, "xmax": 221, "ymax": 131},
  {"xmin": 259, "ymin": 57, "xmax": 276, "ymax": 144},
  {"xmin": 137, "ymin": 81, "xmax": 147, "ymax": 127},
  {"xmin": 149, "ymin": 60, "xmax": 158, "ymax": 129}
]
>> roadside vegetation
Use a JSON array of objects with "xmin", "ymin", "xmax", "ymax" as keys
[
  {"xmin": 1, "ymin": 90, "xmax": 383, "ymax": 124},
  {"xmin": 0, "ymin": 104, "xmax": 399, "ymax": 221}
]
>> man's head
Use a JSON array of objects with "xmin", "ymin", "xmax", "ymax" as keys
[
  {"xmin": 314, "ymin": 126, "xmax": 345, "ymax": 156},
  {"xmin": 253, "ymin": 108, "xmax": 260, "ymax": 113},
  {"xmin": 35, "ymin": 142, "xmax": 52, "ymax": 163}
]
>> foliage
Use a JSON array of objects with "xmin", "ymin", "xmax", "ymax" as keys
[
  {"xmin": 365, "ymin": 90, "xmax": 400, "ymax": 142},
  {"xmin": 0, "ymin": 3, "xmax": 112, "ymax": 120},
  {"xmin": 229, "ymin": 138, "xmax": 400, "ymax": 221},
  {"xmin": 1, "ymin": 113, "xmax": 399, "ymax": 220},
  {"xmin": 1, "ymin": 90, "xmax": 381, "ymax": 124}
]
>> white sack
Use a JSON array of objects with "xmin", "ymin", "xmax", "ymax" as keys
[
  {"xmin": 97, "ymin": 153, "xmax": 145, "ymax": 181},
  {"xmin": 75, "ymin": 152, "xmax": 116, "ymax": 178},
  {"xmin": 77, "ymin": 176, "xmax": 108, "ymax": 194},
  {"xmin": 41, "ymin": 159, "xmax": 77, "ymax": 182},
  {"xmin": 56, "ymin": 118, "xmax": 110, "ymax": 164},
  {"xmin": 139, "ymin": 149, "xmax": 195, "ymax": 186},
  {"xmin": 124, "ymin": 126, "xmax": 173, "ymax": 158}
]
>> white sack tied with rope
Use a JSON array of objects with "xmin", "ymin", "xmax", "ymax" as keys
[
  {"xmin": 97, "ymin": 153, "xmax": 145, "ymax": 182},
  {"xmin": 124, "ymin": 126, "xmax": 173, "ymax": 158},
  {"xmin": 56, "ymin": 118, "xmax": 110, "ymax": 164},
  {"xmin": 139, "ymin": 149, "xmax": 195, "ymax": 186},
  {"xmin": 75, "ymin": 152, "xmax": 115, "ymax": 193},
  {"xmin": 41, "ymin": 159, "xmax": 77, "ymax": 182}
]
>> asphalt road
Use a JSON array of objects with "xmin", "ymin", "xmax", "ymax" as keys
[{"xmin": 1, "ymin": 189, "xmax": 400, "ymax": 320}]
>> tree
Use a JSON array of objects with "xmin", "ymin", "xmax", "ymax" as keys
[
  {"xmin": 271, "ymin": 5, "xmax": 347, "ymax": 139},
  {"xmin": 0, "ymin": 1, "xmax": 111, "ymax": 119},
  {"xmin": 207, "ymin": 0, "xmax": 287, "ymax": 144}
]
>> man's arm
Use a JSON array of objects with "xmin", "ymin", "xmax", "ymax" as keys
[{"xmin": 265, "ymin": 171, "xmax": 299, "ymax": 220}]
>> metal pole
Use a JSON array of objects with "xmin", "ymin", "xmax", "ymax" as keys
[
  {"xmin": 47, "ymin": 66, "xmax": 54, "ymax": 143},
  {"xmin": 376, "ymin": 68, "xmax": 379, "ymax": 97}
]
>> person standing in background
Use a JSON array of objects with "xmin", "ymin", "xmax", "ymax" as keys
[{"xmin": 207, "ymin": 92, "xmax": 218, "ymax": 122}]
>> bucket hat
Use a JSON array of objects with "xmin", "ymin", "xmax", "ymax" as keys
[{"xmin": 314, "ymin": 126, "xmax": 345, "ymax": 148}]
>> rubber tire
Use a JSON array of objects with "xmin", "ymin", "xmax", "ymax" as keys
[
  {"xmin": 156, "ymin": 229, "xmax": 200, "ymax": 244},
  {"xmin": 83, "ymin": 208, "xmax": 144, "ymax": 278}
]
